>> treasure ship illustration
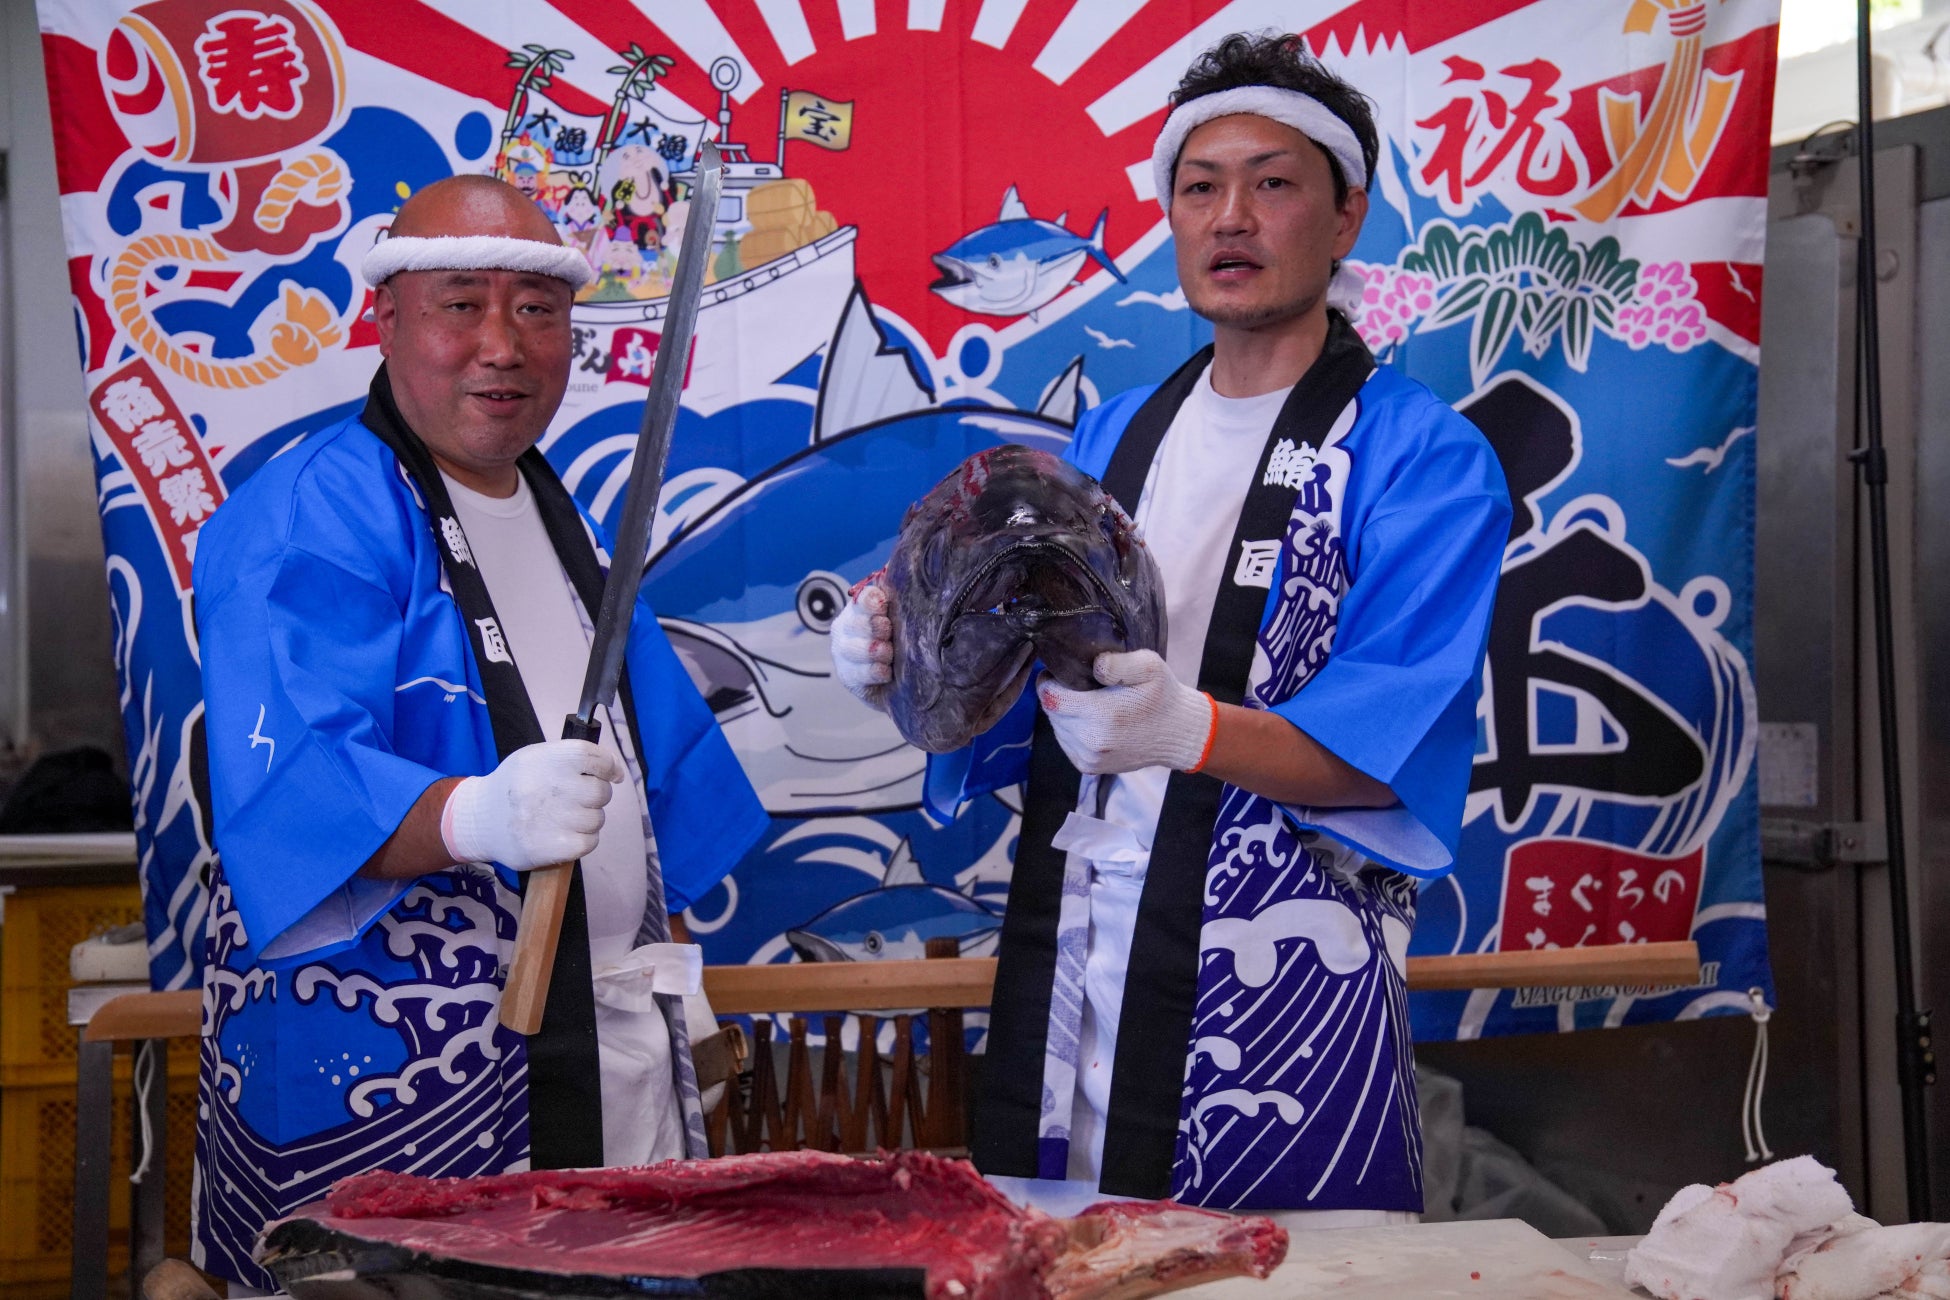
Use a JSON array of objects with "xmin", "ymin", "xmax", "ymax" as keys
[{"xmin": 496, "ymin": 49, "xmax": 858, "ymax": 415}]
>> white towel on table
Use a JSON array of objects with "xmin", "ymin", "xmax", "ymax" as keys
[{"xmin": 1626, "ymin": 1156, "xmax": 1950, "ymax": 1300}]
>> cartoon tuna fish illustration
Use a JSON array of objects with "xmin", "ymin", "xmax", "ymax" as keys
[
  {"xmin": 785, "ymin": 839, "xmax": 1004, "ymax": 962},
  {"xmin": 643, "ymin": 284, "xmax": 1085, "ymax": 815},
  {"xmin": 930, "ymin": 186, "xmax": 1126, "ymax": 319}
]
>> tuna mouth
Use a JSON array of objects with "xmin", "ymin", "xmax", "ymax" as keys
[
  {"xmin": 943, "ymin": 539, "xmax": 1127, "ymax": 642},
  {"xmin": 785, "ymin": 930, "xmax": 849, "ymax": 963},
  {"xmin": 929, "ymin": 255, "xmax": 973, "ymax": 290},
  {"xmin": 657, "ymin": 619, "xmax": 785, "ymax": 720}
]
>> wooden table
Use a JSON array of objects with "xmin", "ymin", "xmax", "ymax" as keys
[{"xmin": 1172, "ymin": 1219, "xmax": 1646, "ymax": 1297}]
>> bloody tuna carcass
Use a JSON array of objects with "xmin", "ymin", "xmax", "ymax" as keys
[
  {"xmin": 259, "ymin": 1150, "xmax": 1065, "ymax": 1299},
  {"xmin": 253, "ymin": 1149, "xmax": 1287, "ymax": 1300},
  {"xmin": 883, "ymin": 445, "xmax": 1166, "ymax": 754}
]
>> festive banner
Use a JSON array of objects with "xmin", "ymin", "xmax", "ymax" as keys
[{"xmin": 37, "ymin": 0, "xmax": 1775, "ymax": 1043}]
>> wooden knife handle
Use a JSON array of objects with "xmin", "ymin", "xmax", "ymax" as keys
[
  {"xmin": 499, "ymin": 861, "xmax": 574, "ymax": 1034},
  {"xmin": 498, "ymin": 713, "xmax": 605, "ymax": 1036}
]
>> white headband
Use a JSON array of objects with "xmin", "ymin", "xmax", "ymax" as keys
[
  {"xmin": 360, "ymin": 235, "xmax": 594, "ymax": 290},
  {"xmin": 1151, "ymin": 86, "xmax": 1368, "ymax": 212}
]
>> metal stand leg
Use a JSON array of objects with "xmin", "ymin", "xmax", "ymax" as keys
[
  {"xmin": 73, "ymin": 1035, "xmax": 114, "ymax": 1300},
  {"xmin": 130, "ymin": 1039, "xmax": 168, "ymax": 1297}
]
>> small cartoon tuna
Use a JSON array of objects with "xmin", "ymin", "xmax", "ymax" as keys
[
  {"xmin": 785, "ymin": 839, "xmax": 1003, "ymax": 962},
  {"xmin": 930, "ymin": 186, "xmax": 1125, "ymax": 319}
]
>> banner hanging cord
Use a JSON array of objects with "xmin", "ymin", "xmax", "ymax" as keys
[
  {"xmin": 1741, "ymin": 986, "xmax": 1774, "ymax": 1164},
  {"xmin": 130, "ymin": 1038, "xmax": 159, "ymax": 1184}
]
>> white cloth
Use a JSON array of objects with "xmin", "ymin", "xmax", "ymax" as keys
[
  {"xmin": 443, "ymin": 473, "xmax": 680, "ymax": 1166},
  {"xmin": 1150, "ymin": 85, "xmax": 1370, "ymax": 213},
  {"xmin": 1064, "ymin": 367, "xmax": 1287, "ymax": 1185},
  {"xmin": 1625, "ymin": 1156, "xmax": 1950, "ymax": 1300},
  {"xmin": 362, "ymin": 234, "xmax": 594, "ymax": 288}
]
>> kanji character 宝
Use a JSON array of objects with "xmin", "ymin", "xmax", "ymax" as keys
[
  {"xmin": 132, "ymin": 419, "xmax": 195, "ymax": 477},
  {"xmin": 795, "ymin": 103, "xmax": 842, "ymax": 144},
  {"xmin": 100, "ymin": 377, "xmax": 166, "ymax": 435},
  {"xmin": 159, "ymin": 468, "xmax": 217, "ymax": 526},
  {"xmin": 194, "ymin": 12, "xmax": 310, "ymax": 121}
]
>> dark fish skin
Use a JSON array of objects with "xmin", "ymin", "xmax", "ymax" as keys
[{"xmin": 883, "ymin": 444, "xmax": 1166, "ymax": 754}]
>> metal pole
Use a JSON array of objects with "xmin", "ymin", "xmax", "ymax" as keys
[{"xmin": 1851, "ymin": 0, "xmax": 1935, "ymax": 1222}]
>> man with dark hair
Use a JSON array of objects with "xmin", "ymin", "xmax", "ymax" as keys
[{"xmin": 834, "ymin": 33, "xmax": 1509, "ymax": 1222}]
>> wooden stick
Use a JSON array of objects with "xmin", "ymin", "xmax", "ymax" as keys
[
  {"xmin": 1406, "ymin": 940, "xmax": 1700, "ymax": 992},
  {"xmin": 73, "ymin": 943, "xmax": 1700, "ymax": 1048},
  {"xmin": 700, "ymin": 942, "xmax": 1701, "ymax": 1014},
  {"xmin": 83, "ymin": 990, "xmax": 200, "ymax": 1042},
  {"xmin": 705, "ymin": 957, "xmax": 998, "ymax": 1015},
  {"xmin": 498, "ymin": 862, "xmax": 574, "ymax": 1034}
]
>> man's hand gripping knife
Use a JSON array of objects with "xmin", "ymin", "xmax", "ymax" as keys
[
  {"xmin": 1040, "ymin": 650, "xmax": 1218, "ymax": 775},
  {"xmin": 441, "ymin": 739, "xmax": 625, "ymax": 869}
]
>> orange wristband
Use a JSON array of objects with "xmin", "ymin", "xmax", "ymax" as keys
[{"xmin": 1185, "ymin": 693, "xmax": 1220, "ymax": 774}]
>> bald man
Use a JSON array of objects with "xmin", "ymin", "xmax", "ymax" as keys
[{"xmin": 188, "ymin": 176, "xmax": 765, "ymax": 1291}]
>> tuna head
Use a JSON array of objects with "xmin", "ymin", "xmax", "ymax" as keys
[{"xmin": 883, "ymin": 444, "xmax": 1166, "ymax": 753}]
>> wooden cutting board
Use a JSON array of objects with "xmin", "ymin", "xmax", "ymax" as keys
[{"xmin": 1168, "ymin": 1219, "xmax": 1642, "ymax": 1298}]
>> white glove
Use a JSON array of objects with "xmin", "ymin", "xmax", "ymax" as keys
[
  {"xmin": 830, "ymin": 576, "xmax": 894, "ymax": 712},
  {"xmin": 1038, "ymin": 650, "xmax": 1217, "ymax": 775},
  {"xmin": 442, "ymin": 739, "xmax": 624, "ymax": 870}
]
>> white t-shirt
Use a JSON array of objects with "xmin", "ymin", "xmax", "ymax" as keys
[
  {"xmin": 1066, "ymin": 368, "xmax": 1291, "ymax": 1182},
  {"xmin": 443, "ymin": 472, "xmax": 680, "ymax": 1166}
]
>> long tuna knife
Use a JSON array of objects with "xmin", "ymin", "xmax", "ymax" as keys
[{"xmin": 500, "ymin": 142, "xmax": 725, "ymax": 1035}]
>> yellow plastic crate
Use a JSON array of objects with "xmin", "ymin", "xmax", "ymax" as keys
[
  {"xmin": 0, "ymin": 1045, "xmax": 198, "ymax": 1290},
  {"xmin": 0, "ymin": 882, "xmax": 201, "ymax": 1292},
  {"xmin": 1, "ymin": 884, "xmax": 145, "ymax": 1087}
]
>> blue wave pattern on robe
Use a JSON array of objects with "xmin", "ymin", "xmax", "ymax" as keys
[
  {"xmin": 1170, "ymin": 388, "xmax": 1425, "ymax": 1210},
  {"xmin": 193, "ymin": 869, "xmax": 529, "ymax": 1284},
  {"xmin": 186, "ymin": 415, "xmax": 764, "ymax": 1287}
]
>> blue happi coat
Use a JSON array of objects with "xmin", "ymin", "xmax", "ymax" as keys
[
  {"xmin": 939, "ymin": 358, "xmax": 1510, "ymax": 1212},
  {"xmin": 187, "ymin": 414, "xmax": 764, "ymax": 1286}
]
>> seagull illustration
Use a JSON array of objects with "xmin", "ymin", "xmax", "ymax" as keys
[
  {"xmin": 1084, "ymin": 326, "xmax": 1135, "ymax": 349},
  {"xmin": 1666, "ymin": 425, "xmax": 1752, "ymax": 473},
  {"xmin": 248, "ymin": 704, "xmax": 276, "ymax": 771},
  {"xmin": 1726, "ymin": 265, "xmax": 1757, "ymax": 304}
]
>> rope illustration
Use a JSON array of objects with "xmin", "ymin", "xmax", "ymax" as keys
[
  {"xmin": 253, "ymin": 150, "xmax": 350, "ymax": 234},
  {"xmin": 108, "ymin": 152, "xmax": 350, "ymax": 390}
]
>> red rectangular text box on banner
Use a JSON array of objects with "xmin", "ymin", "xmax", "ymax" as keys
[
  {"xmin": 605, "ymin": 328, "xmax": 697, "ymax": 388},
  {"xmin": 89, "ymin": 358, "xmax": 225, "ymax": 591},
  {"xmin": 1496, "ymin": 839, "xmax": 1704, "ymax": 951}
]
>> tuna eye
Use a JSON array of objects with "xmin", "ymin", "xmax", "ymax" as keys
[
  {"xmin": 988, "ymin": 253, "xmax": 1002, "ymax": 269},
  {"xmin": 863, "ymin": 931, "xmax": 884, "ymax": 955},
  {"xmin": 796, "ymin": 573, "xmax": 848, "ymax": 632}
]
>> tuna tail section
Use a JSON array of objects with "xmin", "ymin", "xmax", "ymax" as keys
[{"xmin": 1086, "ymin": 210, "xmax": 1126, "ymax": 282}]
